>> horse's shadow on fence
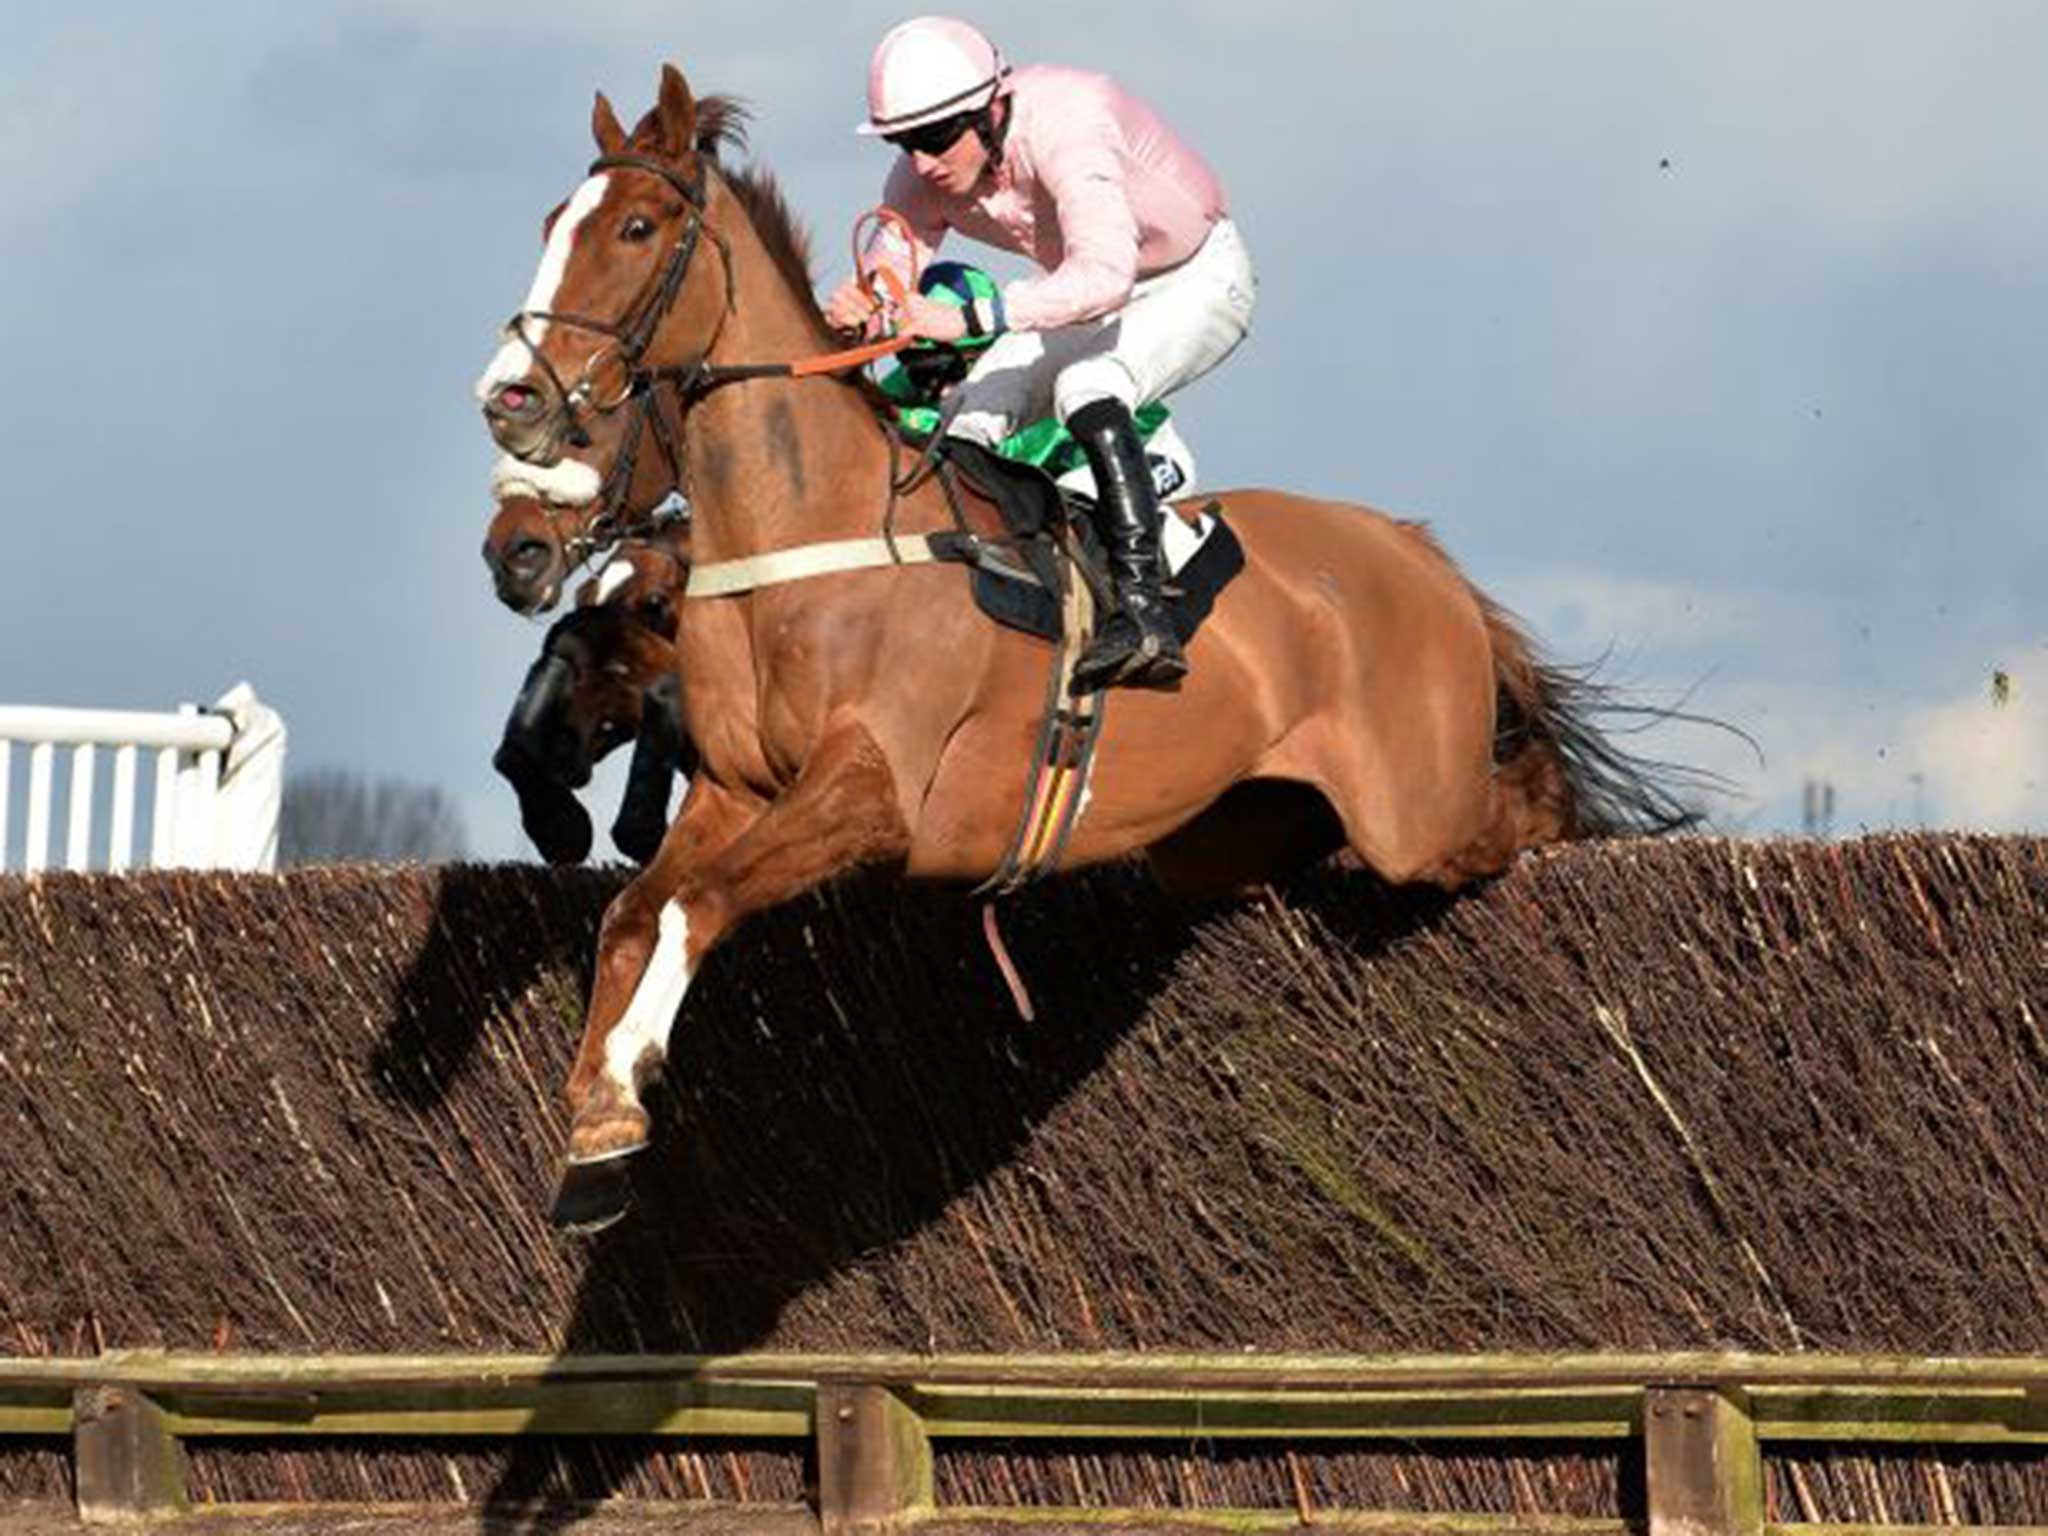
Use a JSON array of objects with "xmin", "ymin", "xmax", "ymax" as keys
[
  {"xmin": 369, "ymin": 863, "xmax": 619, "ymax": 1113},
  {"xmin": 376, "ymin": 856, "xmax": 1451, "ymax": 1533}
]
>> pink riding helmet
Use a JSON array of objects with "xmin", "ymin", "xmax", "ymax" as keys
[{"xmin": 858, "ymin": 15, "xmax": 1012, "ymax": 136}]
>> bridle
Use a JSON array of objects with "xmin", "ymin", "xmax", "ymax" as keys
[
  {"xmin": 506, "ymin": 494, "xmax": 690, "ymax": 614},
  {"xmin": 496, "ymin": 149, "xmax": 913, "ymax": 573},
  {"xmin": 496, "ymin": 151, "xmax": 731, "ymax": 554}
]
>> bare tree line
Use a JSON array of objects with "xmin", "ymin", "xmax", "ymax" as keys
[{"xmin": 279, "ymin": 769, "xmax": 468, "ymax": 865}]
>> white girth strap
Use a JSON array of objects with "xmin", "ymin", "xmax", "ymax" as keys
[{"xmin": 683, "ymin": 535, "xmax": 943, "ymax": 598}]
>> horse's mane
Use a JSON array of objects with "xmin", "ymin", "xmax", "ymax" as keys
[
  {"xmin": 622, "ymin": 90, "xmax": 892, "ymax": 422},
  {"xmin": 724, "ymin": 171, "xmax": 834, "ymax": 344},
  {"xmin": 627, "ymin": 94, "xmax": 835, "ymax": 347}
]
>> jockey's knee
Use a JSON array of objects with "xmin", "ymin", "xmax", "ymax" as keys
[
  {"xmin": 1054, "ymin": 356, "xmax": 1142, "ymax": 425},
  {"xmin": 943, "ymin": 409, "xmax": 1011, "ymax": 449}
]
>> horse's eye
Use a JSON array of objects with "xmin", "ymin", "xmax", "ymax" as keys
[{"xmin": 621, "ymin": 215, "xmax": 655, "ymax": 242}]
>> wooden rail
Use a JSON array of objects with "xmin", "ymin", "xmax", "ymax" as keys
[{"xmin": 1, "ymin": 1352, "xmax": 2044, "ymax": 1530}]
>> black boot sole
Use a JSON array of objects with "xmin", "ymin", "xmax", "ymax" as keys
[
  {"xmin": 1116, "ymin": 652, "xmax": 1189, "ymax": 690},
  {"xmin": 1071, "ymin": 642, "xmax": 1188, "ymax": 694}
]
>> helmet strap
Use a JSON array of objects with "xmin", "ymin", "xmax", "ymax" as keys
[{"xmin": 975, "ymin": 97, "xmax": 1011, "ymax": 171}]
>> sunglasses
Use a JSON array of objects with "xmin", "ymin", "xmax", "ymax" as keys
[{"xmin": 885, "ymin": 111, "xmax": 977, "ymax": 157}]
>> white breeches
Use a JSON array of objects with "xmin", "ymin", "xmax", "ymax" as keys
[{"xmin": 947, "ymin": 218, "xmax": 1256, "ymax": 446}]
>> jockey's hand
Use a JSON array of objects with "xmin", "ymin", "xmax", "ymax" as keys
[
  {"xmin": 823, "ymin": 277, "xmax": 883, "ymax": 337},
  {"xmin": 900, "ymin": 292, "xmax": 970, "ymax": 345}
]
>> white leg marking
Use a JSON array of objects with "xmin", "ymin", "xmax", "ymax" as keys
[
  {"xmin": 475, "ymin": 174, "xmax": 612, "ymax": 400},
  {"xmin": 603, "ymin": 899, "xmax": 692, "ymax": 1091}
]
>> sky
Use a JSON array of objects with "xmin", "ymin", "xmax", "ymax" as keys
[{"xmin": 2, "ymin": 0, "xmax": 2042, "ymax": 859}]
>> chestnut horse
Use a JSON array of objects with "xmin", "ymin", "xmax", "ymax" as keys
[{"xmin": 477, "ymin": 69, "xmax": 1702, "ymax": 1227}]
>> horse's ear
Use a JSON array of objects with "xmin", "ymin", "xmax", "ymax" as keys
[
  {"xmin": 592, "ymin": 91, "xmax": 628, "ymax": 156},
  {"xmin": 653, "ymin": 64, "xmax": 698, "ymax": 159}
]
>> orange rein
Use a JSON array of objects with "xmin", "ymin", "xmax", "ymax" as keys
[
  {"xmin": 785, "ymin": 332, "xmax": 913, "ymax": 377},
  {"xmin": 783, "ymin": 205, "xmax": 925, "ymax": 376},
  {"xmin": 680, "ymin": 206, "xmax": 923, "ymax": 387}
]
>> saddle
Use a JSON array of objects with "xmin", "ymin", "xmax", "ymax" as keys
[{"xmin": 930, "ymin": 439, "xmax": 1245, "ymax": 645}]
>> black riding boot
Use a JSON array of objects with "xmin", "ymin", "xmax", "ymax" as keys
[{"xmin": 1066, "ymin": 397, "xmax": 1188, "ymax": 693}]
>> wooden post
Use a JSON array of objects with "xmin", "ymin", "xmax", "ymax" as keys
[
  {"xmin": 1644, "ymin": 1386, "xmax": 1763, "ymax": 1536},
  {"xmin": 73, "ymin": 1385, "xmax": 189, "ymax": 1524},
  {"xmin": 816, "ymin": 1381, "xmax": 932, "ymax": 1536}
]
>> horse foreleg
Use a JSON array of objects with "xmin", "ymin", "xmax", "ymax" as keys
[
  {"xmin": 562, "ymin": 775, "xmax": 755, "ymax": 1150},
  {"xmin": 610, "ymin": 674, "xmax": 689, "ymax": 864},
  {"xmin": 556, "ymin": 722, "xmax": 908, "ymax": 1217}
]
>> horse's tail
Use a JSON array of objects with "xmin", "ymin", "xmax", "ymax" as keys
[{"xmin": 1474, "ymin": 590, "xmax": 1722, "ymax": 839}]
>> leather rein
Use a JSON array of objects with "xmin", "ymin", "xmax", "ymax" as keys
[{"xmin": 497, "ymin": 151, "xmax": 911, "ymax": 566}]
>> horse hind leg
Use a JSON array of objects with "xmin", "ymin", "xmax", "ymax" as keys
[
  {"xmin": 1145, "ymin": 779, "xmax": 1347, "ymax": 899},
  {"xmin": 1402, "ymin": 719, "xmax": 1579, "ymax": 889},
  {"xmin": 1411, "ymin": 673, "xmax": 1585, "ymax": 888},
  {"xmin": 1490, "ymin": 727, "xmax": 1573, "ymax": 847}
]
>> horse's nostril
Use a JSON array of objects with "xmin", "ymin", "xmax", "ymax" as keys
[
  {"xmin": 508, "ymin": 538, "xmax": 553, "ymax": 579},
  {"xmin": 489, "ymin": 382, "xmax": 540, "ymax": 420}
]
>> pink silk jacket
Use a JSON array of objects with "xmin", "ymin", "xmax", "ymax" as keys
[{"xmin": 880, "ymin": 65, "xmax": 1228, "ymax": 332}]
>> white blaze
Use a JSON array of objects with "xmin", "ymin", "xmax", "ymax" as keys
[
  {"xmin": 475, "ymin": 174, "xmax": 612, "ymax": 400},
  {"xmin": 593, "ymin": 559, "xmax": 637, "ymax": 604},
  {"xmin": 604, "ymin": 900, "xmax": 693, "ymax": 1089}
]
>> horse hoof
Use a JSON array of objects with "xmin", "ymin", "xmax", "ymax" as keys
[
  {"xmin": 550, "ymin": 1159, "xmax": 633, "ymax": 1233},
  {"xmin": 566, "ymin": 1103, "xmax": 650, "ymax": 1165}
]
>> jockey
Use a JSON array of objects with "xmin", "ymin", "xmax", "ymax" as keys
[
  {"xmin": 877, "ymin": 261, "xmax": 1180, "ymax": 490},
  {"xmin": 824, "ymin": 15, "xmax": 1255, "ymax": 692}
]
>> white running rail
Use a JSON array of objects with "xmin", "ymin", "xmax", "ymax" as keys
[{"xmin": 0, "ymin": 682, "xmax": 287, "ymax": 874}]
